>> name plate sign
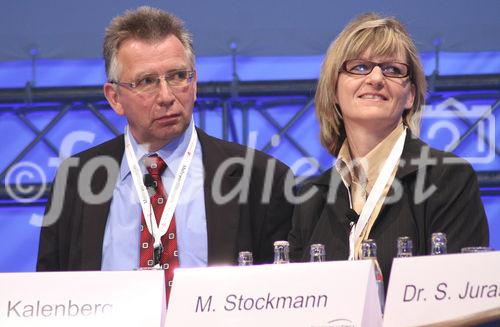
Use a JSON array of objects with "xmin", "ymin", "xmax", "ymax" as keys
[
  {"xmin": 166, "ymin": 261, "xmax": 383, "ymax": 327},
  {"xmin": 0, "ymin": 270, "xmax": 166, "ymax": 327},
  {"xmin": 384, "ymin": 251, "xmax": 500, "ymax": 326}
]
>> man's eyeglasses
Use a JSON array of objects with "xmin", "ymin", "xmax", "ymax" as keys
[
  {"xmin": 110, "ymin": 70, "xmax": 195, "ymax": 94},
  {"xmin": 342, "ymin": 59, "xmax": 410, "ymax": 78}
]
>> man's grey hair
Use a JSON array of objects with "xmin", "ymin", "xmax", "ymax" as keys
[{"xmin": 103, "ymin": 6, "xmax": 195, "ymax": 82}]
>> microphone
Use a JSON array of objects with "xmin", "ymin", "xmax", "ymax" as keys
[
  {"xmin": 346, "ymin": 208, "xmax": 359, "ymax": 225},
  {"xmin": 143, "ymin": 174, "xmax": 157, "ymax": 197}
]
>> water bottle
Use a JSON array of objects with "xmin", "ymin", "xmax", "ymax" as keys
[
  {"xmin": 238, "ymin": 251, "xmax": 253, "ymax": 266},
  {"xmin": 431, "ymin": 232, "xmax": 447, "ymax": 255},
  {"xmin": 310, "ymin": 244, "xmax": 326, "ymax": 262},
  {"xmin": 396, "ymin": 236, "xmax": 413, "ymax": 258},
  {"xmin": 360, "ymin": 239, "xmax": 385, "ymax": 314},
  {"xmin": 273, "ymin": 240, "xmax": 290, "ymax": 264}
]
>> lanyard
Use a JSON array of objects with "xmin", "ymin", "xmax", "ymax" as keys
[
  {"xmin": 124, "ymin": 125, "xmax": 197, "ymax": 248},
  {"xmin": 348, "ymin": 128, "xmax": 406, "ymax": 260}
]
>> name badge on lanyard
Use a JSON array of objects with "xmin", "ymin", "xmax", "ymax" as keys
[
  {"xmin": 124, "ymin": 125, "xmax": 198, "ymax": 250},
  {"xmin": 348, "ymin": 128, "xmax": 406, "ymax": 260}
]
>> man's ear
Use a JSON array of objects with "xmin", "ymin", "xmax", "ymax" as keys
[
  {"xmin": 103, "ymin": 83, "xmax": 124, "ymax": 115},
  {"xmin": 193, "ymin": 70, "xmax": 198, "ymax": 102}
]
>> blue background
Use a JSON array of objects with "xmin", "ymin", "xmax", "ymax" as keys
[{"xmin": 1, "ymin": 1, "xmax": 499, "ymax": 272}]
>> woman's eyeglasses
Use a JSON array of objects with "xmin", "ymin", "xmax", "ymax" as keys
[{"xmin": 342, "ymin": 59, "xmax": 410, "ymax": 78}]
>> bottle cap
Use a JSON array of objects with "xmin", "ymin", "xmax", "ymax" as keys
[{"xmin": 274, "ymin": 240, "xmax": 289, "ymax": 247}]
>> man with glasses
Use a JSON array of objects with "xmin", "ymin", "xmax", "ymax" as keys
[{"xmin": 37, "ymin": 7, "xmax": 294, "ymax": 300}]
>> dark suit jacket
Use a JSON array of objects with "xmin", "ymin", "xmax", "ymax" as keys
[
  {"xmin": 37, "ymin": 128, "xmax": 294, "ymax": 271},
  {"xmin": 288, "ymin": 133, "xmax": 489, "ymax": 289}
]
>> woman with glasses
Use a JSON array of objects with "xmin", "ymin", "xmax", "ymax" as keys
[{"xmin": 288, "ymin": 13, "xmax": 489, "ymax": 290}]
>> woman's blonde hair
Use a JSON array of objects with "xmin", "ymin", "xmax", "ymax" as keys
[{"xmin": 315, "ymin": 13, "xmax": 427, "ymax": 155}]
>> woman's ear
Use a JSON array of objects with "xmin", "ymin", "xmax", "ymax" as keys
[{"xmin": 405, "ymin": 83, "xmax": 416, "ymax": 110}]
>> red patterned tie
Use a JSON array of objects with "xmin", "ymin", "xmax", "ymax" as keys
[{"xmin": 139, "ymin": 154, "xmax": 179, "ymax": 307}]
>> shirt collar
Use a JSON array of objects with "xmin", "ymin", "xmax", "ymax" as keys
[
  {"xmin": 335, "ymin": 141, "xmax": 354, "ymax": 188},
  {"xmin": 362, "ymin": 123, "xmax": 404, "ymax": 192},
  {"xmin": 335, "ymin": 123, "xmax": 404, "ymax": 192},
  {"xmin": 120, "ymin": 117, "xmax": 195, "ymax": 181}
]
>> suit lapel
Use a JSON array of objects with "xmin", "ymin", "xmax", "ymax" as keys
[
  {"xmin": 309, "ymin": 169, "xmax": 352, "ymax": 260},
  {"xmin": 314, "ymin": 169, "xmax": 352, "ymax": 232},
  {"xmin": 362, "ymin": 131, "xmax": 424, "ymax": 235},
  {"xmin": 80, "ymin": 136, "xmax": 124, "ymax": 269},
  {"xmin": 197, "ymin": 129, "xmax": 241, "ymax": 265},
  {"xmin": 396, "ymin": 131, "xmax": 424, "ymax": 179},
  {"xmin": 376, "ymin": 131, "xmax": 423, "ymax": 217}
]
